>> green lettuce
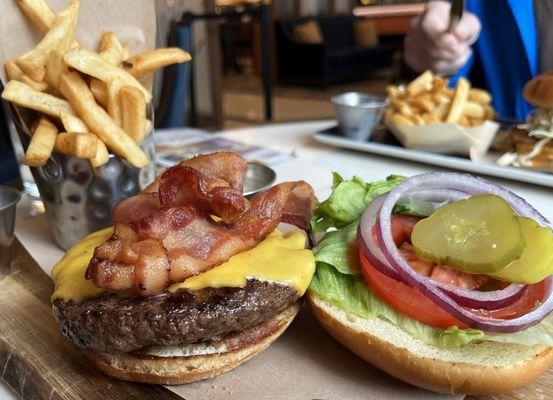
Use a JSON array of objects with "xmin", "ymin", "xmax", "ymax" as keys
[
  {"xmin": 310, "ymin": 263, "xmax": 486, "ymax": 348},
  {"xmin": 310, "ymin": 173, "xmax": 405, "ymax": 232},
  {"xmin": 308, "ymin": 174, "xmax": 553, "ymax": 349}
]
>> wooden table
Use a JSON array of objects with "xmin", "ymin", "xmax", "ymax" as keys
[{"xmin": 2, "ymin": 121, "xmax": 553, "ymax": 399}]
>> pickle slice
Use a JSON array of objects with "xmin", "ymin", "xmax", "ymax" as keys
[
  {"xmin": 411, "ymin": 194, "xmax": 524, "ymax": 274},
  {"xmin": 490, "ymin": 217, "xmax": 553, "ymax": 284}
]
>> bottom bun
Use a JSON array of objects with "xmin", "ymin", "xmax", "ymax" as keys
[
  {"xmin": 87, "ymin": 302, "xmax": 301, "ymax": 385},
  {"xmin": 307, "ymin": 293, "xmax": 553, "ymax": 395}
]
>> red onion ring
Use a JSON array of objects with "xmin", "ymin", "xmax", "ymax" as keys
[
  {"xmin": 359, "ymin": 194, "xmax": 527, "ymax": 311},
  {"xmin": 376, "ymin": 173, "xmax": 553, "ymax": 333}
]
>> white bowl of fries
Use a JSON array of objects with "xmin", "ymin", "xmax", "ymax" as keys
[
  {"xmin": 384, "ymin": 71, "xmax": 500, "ymax": 156},
  {"xmin": 0, "ymin": 0, "xmax": 191, "ymax": 249}
]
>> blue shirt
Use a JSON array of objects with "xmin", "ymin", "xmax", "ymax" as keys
[{"xmin": 450, "ymin": 0, "xmax": 537, "ymax": 121}]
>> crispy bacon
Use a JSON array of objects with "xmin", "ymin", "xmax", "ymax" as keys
[
  {"xmin": 87, "ymin": 181, "xmax": 314, "ymax": 295},
  {"xmin": 144, "ymin": 151, "xmax": 248, "ymax": 193},
  {"xmin": 113, "ymin": 152, "xmax": 248, "ymax": 225}
]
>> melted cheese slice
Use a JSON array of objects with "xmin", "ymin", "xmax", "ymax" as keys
[{"xmin": 51, "ymin": 228, "xmax": 315, "ymax": 301}]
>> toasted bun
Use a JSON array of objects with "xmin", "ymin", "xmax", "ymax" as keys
[
  {"xmin": 86, "ymin": 303, "xmax": 300, "ymax": 385},
  {"xmin": 523, "ymin": 73, "xmax": 553, "ymax": 108},
  {"xmin": 307, "ymin": 293, "xmax": 553, "ymax": 395}
]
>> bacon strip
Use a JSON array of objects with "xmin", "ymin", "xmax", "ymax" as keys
[
  {"xmin": 113, "ymin": 152, "xmax": 248, "ymax": 225},
  {"xmin": 87, "ymin": 180, "xmax": 315, "ymax": 296}
]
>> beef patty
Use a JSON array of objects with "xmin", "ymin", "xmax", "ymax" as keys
[{"xmin": 53, "ymin": 280, "xmax": 299, "ymax": 354}]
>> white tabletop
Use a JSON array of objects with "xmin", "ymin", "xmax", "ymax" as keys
[
  {"xmin": 217, "ymin": 120, "xmax": 553, "ymax": 222},
  {"xmin": 5, "ymin": 120, "xmax": 552, "ymax": 399}
]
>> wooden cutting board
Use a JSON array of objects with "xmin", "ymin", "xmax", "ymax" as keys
[
  {"xmin": 1, "ymin": 239, "xmax": 553, "ymax": 400},
  {"xmin": 0, "ymin": 240, "xmax": 180, "ymax": 400}
]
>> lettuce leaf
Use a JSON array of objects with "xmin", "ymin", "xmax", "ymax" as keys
[
  {"xmin": 310, "ymin": 174, "xmax": 405, "ymax": 232},
  {"xmin": 309, "ymin": 174, "xmax": 553, "ymax": 349},
  {"xmin": 310, "ymin": 263, "xmax": 486, "ymax": 348},
  {"xmin": 312, "ymin": 221, "xmax": 360, "ymax": 275}
]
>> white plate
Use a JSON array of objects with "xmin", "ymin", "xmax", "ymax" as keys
[{"xmin": 313, "ymin": 128, "xmax": 553, "ymax": 188}]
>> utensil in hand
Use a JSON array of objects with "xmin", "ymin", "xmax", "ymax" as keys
[
  {"xmin": 0, "ymin": 186, "xmax": 21, "ymax": 268},
  {"xmin": 448, "ymin": 0, "xmax": 464, "ymax": 33},
  {"xmin": 243, "ymin": 162, "xmax": 277, "ymax": 198}
]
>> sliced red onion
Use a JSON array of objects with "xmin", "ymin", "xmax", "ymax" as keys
[
  {"xmin": 376, "ymin": 172, "xmax": 553, "ymax": 333},
  {"xmin": 359, "ymin": 193, "xmax": 527, "ymax": 311},
  {"xmin": 403, "ymin": 188, "xmax": 470, "ymax": 216}
]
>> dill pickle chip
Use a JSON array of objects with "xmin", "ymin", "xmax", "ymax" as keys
[
  {"xmin": 411, "ymin": 194, "xmax": 524, "ymax": 274},
  {"xmin": 489, "ymin": 217, "xmax": 553, "ymax": 284}
]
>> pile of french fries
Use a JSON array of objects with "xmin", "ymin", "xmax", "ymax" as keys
[
  {"xmin": 385, "ymin": 70, "xmax": 496, "ymax": 128},
  {"xmin": 1, "ymin": 0, "xmax": 191, "ymax": 168}
]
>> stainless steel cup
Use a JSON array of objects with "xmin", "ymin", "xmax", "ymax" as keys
[
  {"xmin": 0, "ymin": 186, "xmax": 21, "ymax": 267},
  {"xmin": 331, "ymin": 92, "xmax": 389, "ymax": 141},
  {"xmin": 8, "ymin": 105, "xmax": 157, "ymax": 250}
]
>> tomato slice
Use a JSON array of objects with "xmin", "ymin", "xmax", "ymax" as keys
[
  {"xmin": 359, "ymin": 249, "xmax": 466, "ymax": 329},
  {"xmin": 360, "ymin": 250, "xmax": 548, "ymax": 329}
]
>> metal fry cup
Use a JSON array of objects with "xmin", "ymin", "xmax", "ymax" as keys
[{"xmin": 8, "ymin": 104, "xmax": 156, "ymax": 250}]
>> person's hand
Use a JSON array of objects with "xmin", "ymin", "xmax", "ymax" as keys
[{"xmin": 404, "ymin": 1, "xmax": 481, "ymax": 75}]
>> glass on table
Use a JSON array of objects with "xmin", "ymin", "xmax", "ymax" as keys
[{"xmin": 0, "ymin": 186, "xmax": 21, "ymax": 268}]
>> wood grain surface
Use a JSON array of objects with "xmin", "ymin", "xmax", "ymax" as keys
[
  {"xmin": 0, "ymin": 240, "xmax": 180, "ymax": 400},
  {"xmin": 1, "ymin": 239, "xmax": 552, "ymax": 400}
]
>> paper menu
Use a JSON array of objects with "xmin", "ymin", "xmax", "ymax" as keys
[{"xmin": 154, "ymin": 128, "xmax": 296, "ymax": 168}]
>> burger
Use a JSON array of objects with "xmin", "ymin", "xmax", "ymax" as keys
[
  {"xmin": 51, "ymin": 152, "xmax": 316, "ymax": 384},
  {"xmin": 497, "ymin": 72, "xmax": 553, "ymax": 171},
  {"xmin": 307, "ymin": 172, "xmax": 553, "ymax": 394}
]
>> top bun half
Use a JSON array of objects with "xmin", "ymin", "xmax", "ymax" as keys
[{"xmin": 523, "ymin": 72, "xmax": 553, "ymax": 108}]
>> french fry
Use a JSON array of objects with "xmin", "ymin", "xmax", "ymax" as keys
[
  {"xmin": 392, "ymin": 113, "xmax": 413, "ymax": 126},
  {"xmin": 17, "ymin": 0, "xmax": 81, "ymax": 48},
  {"xmin": 20, "ymin": 75, "xmax": 49, "ymax": 92},
  {"xmin": 54, "ymin": 132, "xmax": 98, "ymax": 158},
  {"xmin": 59, "ymin": 72, "xmax": 149, "ymax": 167},
  {"xmin": 396, "ymin": 101, "xmax": 414, "ymax": 118},
  {"xmin": 432, "ymin": 77, "xmax": 446, "ymax": 94},
  {"xmin": 462, "ymin": 101, "xmax": 485, "ymax": 119},
  {"xmin": 64, "ymin": 48, "xmax": 152, "ymax": 102},
  {"xmin": 6, "ymin": 61, "xmax": 48, "ymax": 91},
  {"xmin": 458, "ymin": 115, "xmax": 470, "ymax": 127},
  {"xmin": 106, "ymin": 81, "xmax": 123, "ymax": 126},
  {"xmin": 90, "ymin": 79, "xmax": 108, "ymax": 108},
  {"xmin": 99, "ymin": 32, "xmax": 127, "ymax": 65},
  {"xmin": 123, "ymin": 48, "xmax": 191, "ymax": 79},
  {"xmin": 412, "ymin": 114, "xmax": 425, "ymax": 125},
  {"xmin": 484, "ymin": 104, "xmax": 496, "ymax": 120},
  {"xmin": 411, "ymin": 95, "xmax": 434, "ymax": 113},
  {"xmin": 90, "ymin": 139, "xmax": 109, "ymax": 167},
  {"xmin": 44, "ymin": 50, "xmax": 69, "ymax": 90},
  {"xmin": 422, "ymin": 113, "xmax": 440, "ymax": 124},
  {"xmin": 468, "ymin": 88, "xmax": 492, "ymax": 105},
  {"xmin": 446, "ymin": 77, "xmax": 470, "ymax": 123},
  {"xmin": 60, "ymin": 112, "xmax": 107, "ymax": 167},
  {"xmin": 22, "ymin": 117, "xmax": 58, "ymax": 167},
  {"xmin": 16, "ymin": 0, "xmax": 56, "ymax": 34},
  {"xmin": 16, "ymin": 0, "xmax": 79, "ymax": 81},
  {"xmin": 406, "ymin": 70, "xmax": 433, "ymax": 97},
  {"xmin": 5, "ymin": 60, "xmax": 24, "ymax": 81},
  {"xmin": 120, "ymin": 85, "xmax": 147, "ymax": 142},
  {"xmin": 60, "ymin": 110, "xmax": 88, "ymax": 132},
  {"xmin": 1, "ymin": 80, "xmax": 74, "ymax": 117},
  {"xmin": 385, "ymin": 85, "xmax": 402, "ymax": 100}
]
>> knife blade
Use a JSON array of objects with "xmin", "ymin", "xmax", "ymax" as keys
[{"xmin": 448, "ymin": 0, "xmax": 464, "ymax": 33}]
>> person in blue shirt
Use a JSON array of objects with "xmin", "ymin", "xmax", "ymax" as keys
[{"xmin": 404, "ymin": 0, "xmax": 541, "ymax": 121}]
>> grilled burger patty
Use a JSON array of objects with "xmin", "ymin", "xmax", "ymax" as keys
[{"xmin": 53, "ymin": 280, "xmax": 299, "ymax": 354}]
